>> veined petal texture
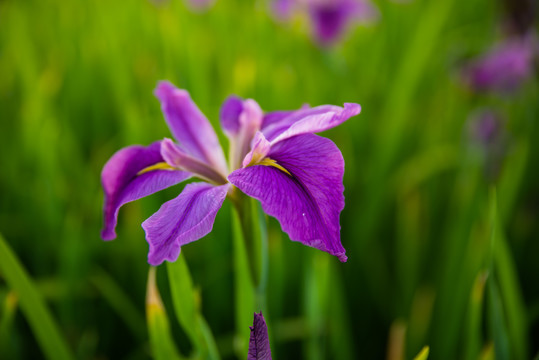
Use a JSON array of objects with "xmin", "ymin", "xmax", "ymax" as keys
[
  {"xmin": 154, "ymin": 81, "xmax": 228, "ymax": 174},
  {"xmin": 101, "ymin": 141, "xmax": 191, "ymax": 240},
  {"xmin": 229, "ymin": 134, "xmax": 347, "ymax": 261},
  {"xmin": 142, "ymin": 182, "xmax": 230, "ymax": 266},
  {"xmin": 248, "ymin": 312, "xmax": 272, "ymax": 360},
  {"xmin": 261, "ymin": 103, "xmax": 360, "ymax": 143}
]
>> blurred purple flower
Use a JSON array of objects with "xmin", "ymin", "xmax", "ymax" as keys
[
  {"xmin": 101, "ymin": 81, "xmax": 360, "ymax": 265},
  {"xmin": 468, "ymin": 110, "xmax": 503, "ymax": 146},
  {"xmin": 248, "ymin": 312, "xmax": 272, "ymax": 360},
  {"xmin": 185, "ymin": 0, "xmax": 214, "ymax": 12},
  {"xmin": 273, "ymin": 0, "xmax": 378, "ymax": 46},
  {"xmin": 467, "ymin": 109, "xmax": 508, "ymax": 180},
  {"xmin": 462, "ymin": 32, "xmax": 538, "ymax": 94}
]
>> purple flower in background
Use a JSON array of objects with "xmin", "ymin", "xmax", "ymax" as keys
[
  {"xmin": 467, "ymin": 109, "xmax": 508, "ymax": 180},
  {"xmin": 462, "ymin": 32, "xmax": 538, "ymax": 94},
  {"xmin": 185, "ymin": 0, "xmax": 215, "ymax": 12},
  {"xmin": 101, "ymin": 81, "xmax": 360, "ymax": 265},
  {"xmin": 248, "ymin": 312, "xmax": 272, "ymax": 360},
  {"xmin": 273, "ymin": 0, "xmax": 378, "ymax": 46}
]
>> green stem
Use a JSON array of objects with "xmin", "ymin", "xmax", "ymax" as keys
[{"xmin": 230, "ymin": 189, "xmax": 268, "ymax": 357}]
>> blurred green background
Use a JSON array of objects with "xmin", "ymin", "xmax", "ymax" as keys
[{"xmin": 0, "ymin": 0, "xmax": 538, "ymax": 359}]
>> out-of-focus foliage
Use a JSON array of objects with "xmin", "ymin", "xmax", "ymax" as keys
[{"xmin": 0, "ymin": 0, "xmax": 538, "ymax": 359}]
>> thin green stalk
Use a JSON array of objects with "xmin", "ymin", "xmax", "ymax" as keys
[
  {"xmin": 231, "ymin": 193, "xmax": 268, "ymax": 358},
  {"xmin": 0, "ymin": 233, "xmax": 74, "ymax": 360}
]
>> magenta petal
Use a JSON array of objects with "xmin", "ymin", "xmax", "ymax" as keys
[
  {"xmin": 261, "ymin": 103, "xmax": 360, "ymax": 143},
  {"xmin": 101, "ymin": 142, "xmax": 191, "ymax": 240},
  {"xmin": 248, "ymin": 312, "xmax": 272, "ymax": 360},
  {"xmin": 142, "ymin": 182, "xmax": 230, "ymax": 266},
  {"xmin": 154, "ymin": 81, "xmax": 227, "ymax": 173},
  {"xmin": 229, "ymin": 134, "xmax": 347, "ymax": 261},
  {"xmin": 271, "ymin": 103, "xmax": 360, "ymax": 145}
]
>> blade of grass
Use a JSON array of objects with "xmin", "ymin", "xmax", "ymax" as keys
[
  {"xmin": 0, "ymin": 233, "xmax": 74, "ymax": 360},
  {"xmin": 0, "ymin": 291, "xmax": 18, "ymax": 358},
  {"xmin": 231, "ymin": 205, "xmax": 256, "ymax": 357},
  {"xmin": 90, "ymin": 268, "xmax": 146, "ymax": 341},
  {"xmin": 146, "ymin": 267, "xmax": 184, "ymax": 360},
  {"xmin": 167, "ymin": 254, "xmax": 200, "ymax": 350},
  {"xmin": 413, "ymin": 346, "xmax": 430, "ymax": 360}
]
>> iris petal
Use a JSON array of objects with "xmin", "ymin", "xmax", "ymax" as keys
[
  {"xmin": 101, "ymin": 141, "xmax": 191, "ymax": 240},
  {"xmin": 229, "ymin": 134, "xmax": 347, "ymax": 261},
  {"xmin": 142, "ymin": 182, "xmax": 230, "ymax": 266},
  {"xmin": 155, "ymin": 81, "xmax": 228, "ymax": 174}
]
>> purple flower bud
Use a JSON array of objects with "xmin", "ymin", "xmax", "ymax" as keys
[{"xmin": 248, "ymin": 312, "xmax": 272, "ymax": 360}]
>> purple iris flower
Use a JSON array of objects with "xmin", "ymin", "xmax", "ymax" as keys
[
  {"xmin": 248, "ymin": 312, "xmax": 272, "ymax": 360},
  {"xmin": 273, "ymin": 0, "xmax": 378, "ymax": 46},
  {"xmin": 462, "ymin": 32, "xmax": 538, "ymax": 94},
  {"xmin": 101, "ymin": 81, "xmax": 361, "ymax": 265}
]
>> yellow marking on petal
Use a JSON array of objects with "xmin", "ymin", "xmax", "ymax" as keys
[
  {"xmin": 258, "ymin": 158, "xmax": 291, "ymax": 176},
  {"xmin": 137, "ymin": 162, "xmax": 176, "ymax": 175}
]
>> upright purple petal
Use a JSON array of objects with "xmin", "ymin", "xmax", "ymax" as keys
[
  {"xmin": 248, "ymin": 312, "xmax": 272, "ymax": 360},
  {"xmin": 261, "ymin": 103, "xmax": 360, "ymax": 143},
  {"xmin": 154, "ymin": 81, "xmax": 227, "ymax": 174},
  {"xmin": 142, "ymin": 182, "xmax": 230, "ymax": 266},
  {"xmin": 220, "ymin": 95, "xmax": 244, "ymax": 136},
  {"xmin": 220, "ymin": 97, "xmax": 264, "ymax": 170},
  {"xmin": 229, "ymin": 134, "xmax": 347, "ymax": 261},
  {"xmin": 101, "ymin": 142, "xmax": 191, "ymax": 240}
]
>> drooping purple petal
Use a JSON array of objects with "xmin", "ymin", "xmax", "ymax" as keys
[
  {"xmin": 154, "ymin": 81, "xmax": 228, "ymax": 174},
  {"xmin": 248, "ymin": 312, "xmax": 272, "ymax": 360},
  {"xmin": 142, "ymin": 182, "xmax": 230, "ymax": 266},
  {"xmin": 101, "ymin": 141, "xmax": 191, "ymax": 240},
  {"xmin": 261, "ymin": 103, "xmax": 310, "ymax": 131},
  {"xmin": 261, "ymin": 103, "xmax": 360, "ymax": 143},
  {"xmin": 229, "ymin": 134, "xmax": 347, "ymax": 261}
]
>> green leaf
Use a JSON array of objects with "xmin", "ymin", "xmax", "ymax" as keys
[
  {"xmin": 487, "ymin": 279, "xmax": 510, "ymax": 360},
  {"xmin": 167, "ymin": 254, "xmax": 199, "ymax": 348},
  {"xmin": 167, "ymin": 254, "xmax": 221, "ymax": 360},
  {"xmin": 90, "ymin": 268, "xmax": 146, "ymax": 341},
  {"xmin": 0, "ymin": 291, "xmax": 18, "ymax": 357},
  {"xmin": 146, "ymin": 267, "xmax": 183, "ymax": 360},
  {"xmin": 231, "ymin": 205, "xmax": 256, "ymax": 357},
  {"xmin": 489, "ymin": 190, "xmax": 528, "ymax": 360},
  {"xmin": 198, "ymin": 315, "xmax": 221, "ymax": 360},
  {"xmin": 413, "ymin": 346, "xmax": 430, "ymax": 360},
  {"xmin": 0, "ymin": 233, "xmax": 74, "ymax": 360}
]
